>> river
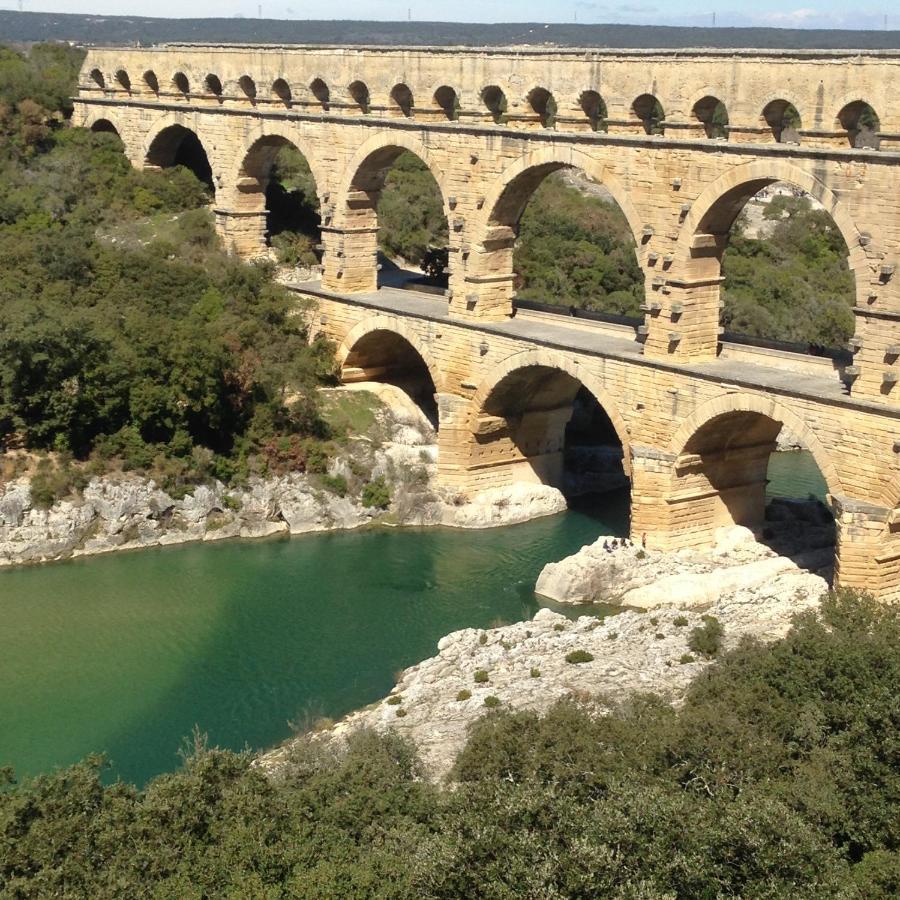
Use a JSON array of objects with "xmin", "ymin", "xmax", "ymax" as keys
[{"xmin": 0, "ymin": 451, "xmax": 824, "ymax": 786}]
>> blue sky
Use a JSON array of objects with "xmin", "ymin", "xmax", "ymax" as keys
[{"xmin": 7, "ymin": 1, "xmax": 896, "ymax": 30}]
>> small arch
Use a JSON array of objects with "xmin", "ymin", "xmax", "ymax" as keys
[
  {"xmin": 172, "ymin": 71, "xmax": 189, "ymax": 95},
  {"xmin": 90, "ymin": 118, "xmax": 120, "ymax": 137},
  {"xmin": 89, "ymin": 68, "xmax": 105, "ymax": 89},
  {"xmin": 348, "ymin": 80, "xmax": 370, "ymax": 114},
  {"xmin": 527, "ymin": 87, "xmax": 557, "ymax": 128},
  {"xmin": 433, "ymin": 85, "xmax": 459, "ymax": 120},
  {"xmin": 632, "ymin": 93, "xmax": 665, "ymax": 135},
  {"xmin": 836, "ymin": 100, "xmax": 880, "ymax": 149},
  {"xmin": 579, "ymin": 90, "xmax": 607, "ymax": 132},
  {"xmin": 338, "ymin": 326, "xmax": 440, "ymax": 428},
  {"xmin": 239, "ymin": 75, "xmax": 257, "ymax": 102},
  {"xmin": 145, "ymin": 123, "xmax": 214, "ymax": 192},
  {"xmin": 693, "ymin": 95, "xmax": 728, "ymax": 139},
  {"xmin": 390, "ymin": 83, "xmax": 414, "ymax": 117},
  {"xmin": 204, "ymin": 73, "xmax": 223, "ymax": 97},
  {"xmin": 114, "ymin": 69, "xmax": 131, "ymax": 92},
  {"xmin": 762, "ymin": 99, "xmax": 802, "ymax": 144},
  {"xmin": 143, "ymin": 70, "xmax": 159, "ymax": 94},
  {"xmin": 272, "ymin": 78, "xmax": 292, "ymax": 105},
  {"xmin": 310, "ymin": 78, "xmax": 330, "ymax": 109},
  {"xmin": 482, "ymin": 85, "xmax": 507, "ymax": 124}
]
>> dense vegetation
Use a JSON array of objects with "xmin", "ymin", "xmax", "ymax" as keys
[
  {"xmin": 4, "ymin": 10, "xmax": 900, "ymax": 50},
  {"xmin": 2, "ymin": 590, "xmax": 898, "ymax": 897},
  {"xmin": 0, "ymin": 45, "xmax": 336, "ymax": 492}
]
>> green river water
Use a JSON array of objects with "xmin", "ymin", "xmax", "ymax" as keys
[{"xmin": 0, "ymin": 452, "xmax": 824, "ymax": 786}]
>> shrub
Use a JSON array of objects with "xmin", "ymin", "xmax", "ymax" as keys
[
  {"xmin": 607, "ymin": 632, "xmax": 618, "ymax": 641},
  {"xmin": 483, "ymin": 695, "xmax": 501, "ymax": 709},
  {"xmin": 361, "ymin": 476, "xmax": 392, "ymax": 509},
  {"xmin": 688, "ymin": 615, "xmax": 725, "ymax": 658},
  {"xmin": 395, "ymin": 708, "xmax": 407, "ymax": 718},
  {"xmin": 679, "ymin": 653, "xmax": 696, "ymax": 664},
  {"xmin": 565, "ymin": 650, "xmax": 595, "ymax": 664},
  {"xmin": 473, "ymin": 670, "xmax": 489, "ymax": 684},
  {"xmin": 456, "ymin": 689, "xmax": 471, "ymax": 701},
  {"xmin": 478, "ymin": 633, "xmax": 487, "ymax": 645},
  {"xmin": 636, "ymin": 549, "xmax": 647, "ymax": 559},
  {"xmin": 321, "ymin": 474, "xmax": 348, "ymax": 497},
  {"xmin": 673, "ymin": 615, "xmax": 689, "ymax": 627},
  {"xmin": 530, "ymin": 667, "xmax": 541, "ymax": 678},
  {"xmin": 553, "ymin": 623, "xmax": 565, "ymax": 632},
  {"xmin": 386, "ymin": 695, "xmax": 402, "ymax": 706},
  {"xmin": 29, "ymin": 457, "xmax": 86, "ymax": 509}
]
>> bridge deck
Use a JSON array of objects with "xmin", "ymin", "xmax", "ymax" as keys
[{"xmin": 289, "ymin": 278, "xmax": 900, "ymax": 420}]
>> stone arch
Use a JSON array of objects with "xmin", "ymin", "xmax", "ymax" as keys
[
  {"xmin": 143, "ymin": 117, "xmax": 215, "ymax": 191},
  {"xmin": 691, "ymin": 93, "xmax": 729, "ymax": 139},
  {"xmin": 579, "ymin": 89, "xmax": 607, "ymax": 131},
  {"xmin": 90, "ymin": 118, "xmax": 120, "ymax": 136},
  {"xmin": 348, "ymin": 79, "xmax": 370, "ymax": 113},
  {"xmin": 309, "ymin": 77, "xmax": 330, "ymax": 109},
  {"xmin": 481, "ymin": 84, "xmax": 507, "ymax": 123},
  {"xmin": 760, "ymin": 97, "xmax": 803, "ymax": 143},
  {"xmin": 142, "ymin": 70, "xmax": 159, "ymax": 94},
  {"xmin": 475, "ymin": 145, "xmax": 644, "ymax": 253},
  {"xmin": 336, "ymin": 318, "xmax": 443, "ymax": 426},
  {"xmin": 675, "ymin": 158, "xmax": 865, "ymax": 268},
  {"xmin": 669, "ymin": 391, "xmax": 843, "ymax": 499},
  {"xmin": 670, "ymin": 159, "xmax": 865, "ymax": 358},
  {"xmin": 390, "ymin": 82, "xmax": 414, "ymax": 117},
  {"xmin": 172, "ymin": 71, "xmax": 189, "ymax": 95},
  {"xmin": 230, "ymin": 122, "xmax": 328, "ymax": 196},
  {"xmin": 432, "ymin": 85, "xmax": 458, "ymax": 120},
  {"xmin": 272, "ymin": 77, "xmax": 292, "ymax": 105},
  {"xmin": 238, "ymin": 74, "xmax": 257, "ymax": 102},
  {"xmin": 204, "ymin": 73, "xmax": 223, "ymax": 98},
  {"xmin": 230, "ymin": 126, "xmax": 325, "ymax": 256},
  {"xmin": 834, "ymin": 97, "xmax": 881, "ymax": 149},
  {"xmin": 632, "ymin": 93, "xmax": 665, "ymax": 135},
  {"xmin": 526, "ymin": 86, "xmax": 556, "ymax": 128},
  {"xmin": 89, "ymin": 67, "xmax": 105, "ymax": 89},
  {"xmin": 470, "ymin": 348, "xmax": 631, "ymax": 477},
  {"xmin": 114, "ymin": 69, "xmax": 131, "ymax": 92},
  {"xmin": 335, "ymin": 315, "xmax": 445, "ymax": 393},
  {"xmin": 469, "ymin": 145, "xmax": 645, "ymax": 318},
  {"xmin": 334, "ymin": 131, "xmax": 451, "ymax": 222}
]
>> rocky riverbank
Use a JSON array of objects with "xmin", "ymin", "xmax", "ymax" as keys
[
  {"xmin": 260, "ymin": 514, "xmax": 830, "ymax": 781},
  {"xmin": 0, "ymin": 386, "xmax": 565, "ymax": 568}
]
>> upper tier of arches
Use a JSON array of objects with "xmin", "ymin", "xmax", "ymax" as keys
[{"xmin": 79, "ymin": 64, "xmax": 893, "ymax": 150}]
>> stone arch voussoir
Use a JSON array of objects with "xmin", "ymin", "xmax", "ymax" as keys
[
  {"xmin": 668, "ymin": 391, "xmax": 844, "ymax": 499},
  {"xmin": 469, "ymin": 348, "xmax": 632, "ymax": 475}
]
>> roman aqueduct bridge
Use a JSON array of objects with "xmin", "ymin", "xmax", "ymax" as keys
[{"xmin": 75, "ymin": 44, "xmax": 900, "ymax": 598}]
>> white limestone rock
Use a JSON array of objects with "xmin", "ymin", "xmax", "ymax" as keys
[{"xmin": 440, "ymin": 483, "xmax": 567, "ymax": 529}]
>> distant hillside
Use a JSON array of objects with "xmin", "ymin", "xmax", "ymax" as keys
[{"xmin": 2, "ymin": 10, "xmax": 900, "ymax": 50}]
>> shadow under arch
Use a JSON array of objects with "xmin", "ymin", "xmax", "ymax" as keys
[
  {"xmin": 337, "ymin": 322, "xmax": 441, "ymax": 428},
  {"xmin": 667, "ymin": 392, "xmax": 842, "ymax": 554},
  {"xmin": 144, "ymin": 120, "xmax": 214, "ymax": 192},
  {"xmin": 468, "ymin": 349, "xmax": 631, "ymax": 506}
]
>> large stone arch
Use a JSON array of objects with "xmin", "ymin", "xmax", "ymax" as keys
[
  {"xmin": 465, "ymin": 145, "xmax": 646, "ymax": 320},
  {"xmin": 469, "ymin": 347, "xmax": 632, "ymax": 477},
  {"xmin": 332, "ymin": 130, "xmax": 451, "ymax": 221},
  {"xmin": 474, "ymin": 145, "xmax": 643, "ymax": 247},
  {"xmin": 228, "ymin": 122, "xmax": 330, "ymax": 202},
  {"xmin": 669, "ymin": 391, "xmax": 844, "ymax": 499},
  {"xmin": 335, "ymin": 314, "xmax": 446, "ymax": 395},
  {"xmin": 141, "ymin": 113, "xmax": 214, "ymax": 167},
  {"xmin": 676, "ymin": 158, "xmax": 865, "ymax": 264}
]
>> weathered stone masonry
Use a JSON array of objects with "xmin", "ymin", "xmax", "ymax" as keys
[{"xmin": 74, "ymin": 44, "xmax": 900, "ymax": 599}]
